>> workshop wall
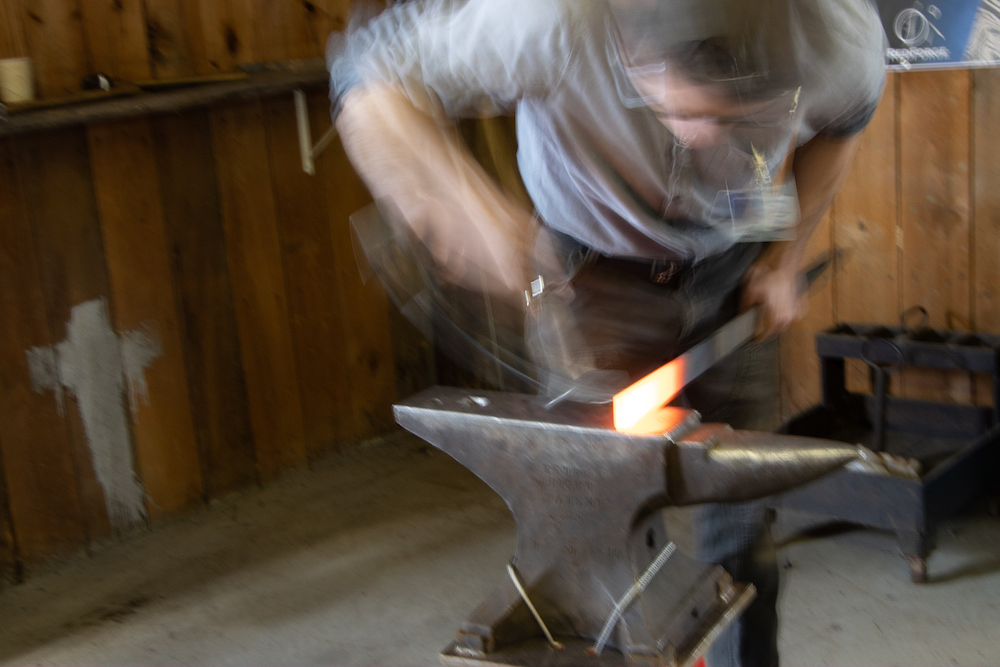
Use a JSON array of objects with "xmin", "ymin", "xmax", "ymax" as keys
[
  {"xmin": 0, "ymin": 0, "xmax": 435, "ymax": 581},
  {"xmin": 779, "ymin": 70, "xmax": 1000, "ymax": 423}
]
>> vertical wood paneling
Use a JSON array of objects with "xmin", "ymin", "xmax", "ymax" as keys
[
  {"xmin": 0, "ymin": 140, "xmax": 88, "ymax": 561},
  {"xmin": 87, "ymin": 118, "xmax": 204, "ymax": 516},
  {"xmin": 251, "ymin": 0, "xmax": 307, "ymax": 61},
  {"xmin": 188, "ymin": 2, "xmax": 231, "ymax": 72},
  {"xmin": 463, "ymin": 117, "xmax": 533, "ymax": 209},
  {"xmin": 779, "ymin": 213, "xmax": 836, "ymax": 422},
  {"xmin": 262, "ymin": 94, "xmax": 353, "ymax": 457},
  {"xmin": 0, "ymin": 0, "xmax": 29, "ymax": 57},
  {"xmin": 973, "ymin": 69, "xmax": 1000, "ymax": 407},
  {"xmin": 78, "ymin": 0, "xmax": 152, "ymax": 82},
  {"xmin": 175, "ymin": 0, "xmax": 210, "ymax": 73},
  {"xmin": 302, "ymin": 0, "xmax": 349, "ymax": 58},
  {"xmin": 19, "ymin": 0, "xmax": 90, "ymax": 97},
  {"xmin": 835, "ymin": 75, "xmax": 900, "ymax": 325},
  {"xmin": 318, "ymin": 134, "xmax": 397, "ymax": 438},
  {"xmin": 151, "ymin": 110, "xmax": 257, "ymax": 496},
  {"xmin": 196, "ymin": 0, "xmax": 258, "ymax": 72},
  {"xmin": 899, "ymin": 71, "xmax": 973, "ymax": 403},
  {"xmin": 833, "ymin": 73, "xmax": 900, "ymax": 395},
  {"xmin": 16, "ymin": 128, "xmax": 114, "ymax": 543},
  {"xmin": 973, "ymin": 70, "xmax": 1000, "ymax": 334},
  {"xmin": 142, "ymin": 0, "xmax": 196, "ymax": 78},
  {"xmin": 211, "ymin": 101, "xmax": 308, "ymax": 479},
  {"xmin": 0, "ymin": 452, "xmax": 16, "ymax": 583},
  {"xmin": 224, "ymin": 0, "xmax": 261, "ymax": 65}
]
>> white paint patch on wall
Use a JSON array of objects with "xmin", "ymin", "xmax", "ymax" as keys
[
  {"xmin": 26, "ymin": 346, "xmax": 64, "ymax": 415},
  {"xmin": 26, "ymin": 298, "xmax": 163, "ymax": 532},
  {"xmin": 121, "ymin": 325, "xmax": 163, "ymax": 414}
]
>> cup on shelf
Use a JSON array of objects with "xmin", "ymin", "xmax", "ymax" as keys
[{"xmin": 0, "ymin": 58, "xmax": 35, "ymax": 104}]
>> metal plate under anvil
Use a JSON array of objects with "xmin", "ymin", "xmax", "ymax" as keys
[
  {"xmin": 439, "ymin": 580, "xmax": 754, "ymax": 667},
  {"xmin": 441, "ymin": 638, "xmax": 628, "ymax": 667}
]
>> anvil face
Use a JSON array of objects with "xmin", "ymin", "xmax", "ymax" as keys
[{"xmin": 395, "ymin": 387, "xmax": 860, "ymax": 667}]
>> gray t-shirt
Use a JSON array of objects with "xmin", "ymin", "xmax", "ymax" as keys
[{"xmin": 330, "ymin": 0, "xmax": 886, "ymax": 262}]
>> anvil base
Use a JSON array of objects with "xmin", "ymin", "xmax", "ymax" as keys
[
  {"xmin": 440, "ymin": 575, "xmax": 754, "ymax": 667},
  {"xmin": 441, "ymin": 638, "xmax": 627, "ymax": 667},
  {"xmin": 441, "ymin": 638, "xmax": 628, "ymax": 667}
]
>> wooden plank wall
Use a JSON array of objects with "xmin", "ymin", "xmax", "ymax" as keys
[
  {"xmin": 0, "ymin": 0, "xmax": 414, "ymax": 579},
  {"xmin": 778, "ymin": 70, "xmax": 1000, "ymax": 420}
]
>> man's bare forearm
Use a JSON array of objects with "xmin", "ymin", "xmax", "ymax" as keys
[
  {"xmin": 766, "ymin": 133, "xmax": 862, "ymax": 270},
  {"xmin": 336, "ymin": 83, "xmax": 536, "ymax": 294},
  {"xmin": 742, "ymin": 133, "xmax": 862, "ymax": 337},
  {"xmin": 336, "ymin": 84, "xmax": 471, "ymax": 218}
]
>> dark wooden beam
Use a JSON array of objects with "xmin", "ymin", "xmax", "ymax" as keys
[{"xmin": 1, "ymin": 68, "xmax": 328, "ymax": 137}]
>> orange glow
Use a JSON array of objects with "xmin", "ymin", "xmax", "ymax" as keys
[
  {"xmin": 613, "ymin": 357, "xmax": 686, "ymax": 432},
  {"xmin": 620, "ymin": 406, "xmax": 693, "ymax": 436}
]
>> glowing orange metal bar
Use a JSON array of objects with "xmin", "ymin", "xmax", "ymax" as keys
[
  {"xmin": 612, "ymin": 256, "xmax": 832, "ymax": 434},
  {"xmin": 613, "ymin": 357, "xmax": 686, "ymax": 433},
  {"xmin": 613, "ymin": 309, "xmax": 759, "ymax": 433}
]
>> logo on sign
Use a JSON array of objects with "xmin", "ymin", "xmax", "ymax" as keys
[
  {"xmin": 894, "ymin": 3, "xmax": 945, "ymax": 45},
  {"xmin": 887, "ymin": 2, "xmax": 951, "ymax": 64}
]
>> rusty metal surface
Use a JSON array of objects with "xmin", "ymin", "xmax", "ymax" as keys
[{"xmin": 395, "ymin": 386, "xmax": 862, "ymax": 666}]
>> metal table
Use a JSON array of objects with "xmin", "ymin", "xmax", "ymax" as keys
[{"xmin": 775, "ymin": 323, "xmax": 1000, "ymax": 582}]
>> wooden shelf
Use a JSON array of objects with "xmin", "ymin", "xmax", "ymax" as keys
[{"xmin": 0, "ymin": 68, "xmax": 329, "ymax": 137}]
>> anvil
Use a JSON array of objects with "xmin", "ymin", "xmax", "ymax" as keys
[{"xmin": 395, "ymin": 386, "xmax": 863, "ymax": 667}]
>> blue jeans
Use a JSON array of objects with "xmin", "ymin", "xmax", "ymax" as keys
[{"xmin": 533, "ymin": 233, "xmax": 780, "ymax": 667}]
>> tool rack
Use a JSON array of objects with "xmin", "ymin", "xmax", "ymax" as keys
[{"xmin": 775, "ymin": 319, "xmax": 1000, "ymax": 582}]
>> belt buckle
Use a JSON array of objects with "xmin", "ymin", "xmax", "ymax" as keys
[{"xmin": 650, "ymin": 261, "xmax": 680, "ymax": 284}]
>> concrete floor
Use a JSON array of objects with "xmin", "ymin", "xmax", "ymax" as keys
[{"xmin": 0, "ymin": 432, "xmax": 998, "ymax": 667}]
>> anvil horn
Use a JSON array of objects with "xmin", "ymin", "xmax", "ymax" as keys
[{"xmin": 667, "ymin": 423, "xmax": 863, "ymax": 506}]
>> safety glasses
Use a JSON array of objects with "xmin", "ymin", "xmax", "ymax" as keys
[{"xmin": 605, "ymin": 16, "xmax": 800, "ymax": 129}]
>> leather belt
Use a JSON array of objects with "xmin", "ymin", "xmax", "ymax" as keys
[{"xmin": 593, "ymin": 255, "xmax": 692, "ymax": 285}]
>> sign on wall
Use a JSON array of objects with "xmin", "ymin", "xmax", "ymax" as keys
[{"xmin": 878, "ymin": 0, "xmax": 1000, "ymax": 69}]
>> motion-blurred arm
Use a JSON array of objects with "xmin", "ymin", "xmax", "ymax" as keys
[
  {"xmin": 336, "ymin": 82, "xmax": 537, "ymax": 297},
  {"xmin": 741, "ymin": 132, "xmax": 862, "ymax": 338},
  {"xmin": 329, "ymin": 0, "xmax": 576, "ymax": 300}
]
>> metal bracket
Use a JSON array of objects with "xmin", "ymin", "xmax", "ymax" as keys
[{"xmin": 294, "ymin": 89, "xmax": 338, "ymax": 175}]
